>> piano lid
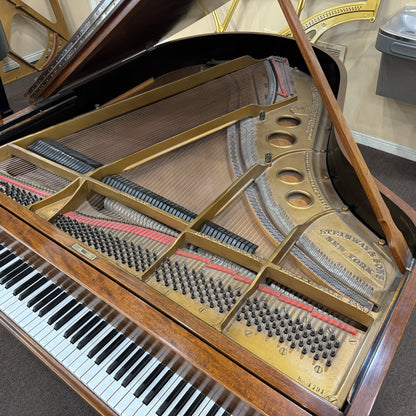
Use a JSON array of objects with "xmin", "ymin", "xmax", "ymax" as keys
[{"xmin": 26, "ymin": 0, "xmax": 229, "ymax": 101}]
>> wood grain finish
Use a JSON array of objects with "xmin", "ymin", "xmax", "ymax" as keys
[
  {"xmin": 2, "ymin": 187, "xmax": 415, "ymax": 416},
  {"xmin": 346, "ymin": 180, "xmax": 416, "ymax": 415}
]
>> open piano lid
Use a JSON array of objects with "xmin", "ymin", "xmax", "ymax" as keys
[{"xmin": 26, "ymin": 0, "xmax": 229, "ymax": 101}]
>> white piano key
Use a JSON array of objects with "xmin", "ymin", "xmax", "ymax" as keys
[
  {"xmin": 0, "ymin": 291, "xmax": 26, "ymax": 314},
  {"xmin": 8, "ymin": 269, "xmax": 41, "ymax": 292},
  {"xmin": 0, "ymin": 276, "xmax": 19, "ymax": 299},
  {"xmin": 21, "ymin": 310, "xmax": 50, "ymax": 333},
  {"xmin": 6, "ymin": 301, "xmax": 36, "ymax": 324},
  {"xmin": 0, "ymin": 285, "xmax": 13, "ymax": 301},
  {"xmin": 53, "ymin": 314, "xmax": 99, "ymax": 362},
  {"xmin": 122, "ymin": 397, "xmax": 145, "ymax": 416},
  {"xmin": 5, "ymin": 268, "xmax": 38, "ymax": 289},
  {"xmin": 77, "ymin": 339, "xmax": 125, "ymax": 385},
  {"xmin": 38, "ymin": 295, "xmax": 77, "ymax": 326},
  {"xmin": 54, "ymin": 336, "xmax": 84, "ymax": 362},
  {"xmin": 79, "ymin": 344, "xmax": 135, "ymax": 402},
  {"xmin": 9, "ymin": 286, "xmax": 51, "ymax": 322},
  {"xmin": 178, "ymin": 387, "xmax": 205, "ymax": 416},
  {"xmin": 8, "ymin": 304, "xmax": 39, "ymax": 327},
  {"xmin": 31, "ymin": 299, "xmax": 79, "ymax": 343},
  {"xmin": 30, "ymin": 293, "xmax": 73, "ymax": 326},
  {"xmin": 196, "ymin": 382, "xmax": 229, "ymax": 416}
]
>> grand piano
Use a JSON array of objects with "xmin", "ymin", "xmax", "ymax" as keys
[{"xmin": 0, "ymin": 1, "xmax": 415, "ymax": 415}]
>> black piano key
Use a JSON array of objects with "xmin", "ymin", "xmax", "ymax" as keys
[
  {"xmin": 142, "ymin": 368, "xmax": 175, "ymax": 405},
  {"xmin": 106, "ymin": 342, "xmax": 137, "ymax": 375},
  {"xmin": 26, "ymin": 283, "xmax": 56, "ymax": 307},
  {"xmin": 156, "ymin": 379, "xmax": 188, "ymax": 416},
  {"xmin": 18, "ymin": 276, "xmax": 48, "ymax": 300},
  {"xmin": 55, "ymin": 303, "xmax": 85, "ymax": 331},
  {"xmin": 48, "ymin": 298, "xmax": 77, "ymax": 325},
  {"xmin": 32, "ymin": 287, "xmax": 62, "ymax": 312},
  {"xmin": 87, "ymin": 328, "xmax": 119, "ymax": 359},
  {"xmin": 38, "ymin": 292, "xmax": 69, "ymax": 317},
  {"xmin": 121, "ymin": 353, "xmax": 153, "ymax": 387},
  {"xmin": 221, "ymin": 411, "xmax": 231, "ymax": 416},
  {"xmin": 183, "ymin": 391, "xmax": 206, "ymax": 416},
  {"xmin": 0, "ymin": 257, "xmax": 24, "ymax": 276},
  {"xmin": 0, "ymin": 262, "xmax": 27, "ymax": 284},
  {"xmin": 167, "ymin": 385, "xmax": 196, "ymax": 416},
  {"xmin": 76, "ymin": 320, "xmax": 108, "ymax": 350},
  {"xmin": 206, "ymin": 403, "xmax": 221, "ymax": 416},
  {"xmin": 69, "ymin": 315, "xmax": 100, "ymax": 344},
  {"xmin": 133, "ymin": 362, "xmax": 165, "ymax": 397},
  {"xmin": 13, "ymin": 272, "xmax": 42, "ymax": 296},
  {"xmin": 63, "ymin": 310, "xmax": 94, "ymax": 338},
  {"xmin": 114, "ymin": 348, "xmax": 145, "ymax": 381},
  {"xmin": 4, "ymin": 266, "xmax": 34, "ymax": 289},
  {"xmin": 94, "ymin": 333, "xmax": 125, "ymax": 364},
  {"xmin": 0, "ymin": 251, "xmax": 16, "ymax": 268}
]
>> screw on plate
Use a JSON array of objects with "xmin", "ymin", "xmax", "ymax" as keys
[{"xmin": 265, "ymin": 152, "xmax": 273, "ymax": 164}]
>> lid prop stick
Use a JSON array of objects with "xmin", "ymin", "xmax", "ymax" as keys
[{"xmin": 276, "ymin": 0, "xmax": 411, "ymax": 273}]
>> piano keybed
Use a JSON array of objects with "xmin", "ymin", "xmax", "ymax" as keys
[{"xmin": 0, "ymin": 53, "xmax": 414, "ymax": 415}]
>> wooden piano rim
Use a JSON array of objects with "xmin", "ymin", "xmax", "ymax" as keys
[
  {"xmin": 0, "ymin": 201, "xmax": 313, "ymax": 416},
  {"xmin": 0, "ymin": 186, "xmax": 348, "ymax": 416},
  {"xmin": 1, "ymin": 33, "xmax": 412, "ymax": 414},
  {"xmin": 344, "ymin": 180, "xmax": 416, "ymax": 416},
  {"xmin": 1, "ymin": 185, "xmax": 416, "ymax": 416}
]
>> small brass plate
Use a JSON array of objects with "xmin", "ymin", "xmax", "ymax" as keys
[{"xmin": 72, "ymin": 243, "xmax": 97, "ymax": 261}]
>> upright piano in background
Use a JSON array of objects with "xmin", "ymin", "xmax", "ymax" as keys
[{"xmin": 0, "ymin": 2, "xmax": 415, "ymax": 416}]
